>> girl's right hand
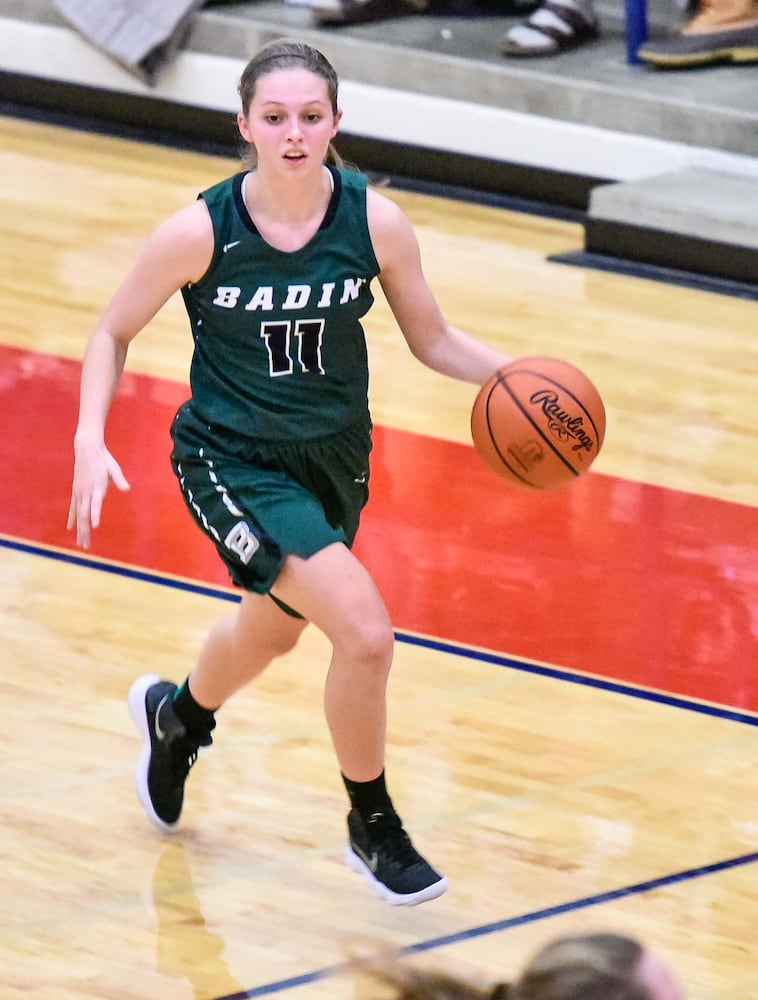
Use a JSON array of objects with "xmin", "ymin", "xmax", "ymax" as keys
[{"xmin": 67, "ymin": 441, "xmax": 130, "ymax": 549}]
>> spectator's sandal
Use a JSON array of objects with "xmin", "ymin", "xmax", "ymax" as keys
[{"xmin": 502, "ymin": 0, "xmax": 599, "ymax": 55}]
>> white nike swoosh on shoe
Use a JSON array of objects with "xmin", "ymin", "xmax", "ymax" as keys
[
  {"xmin": 355, "ymin": 845, "xmax": 379, "ymax": 872},
  {"xmin": 154, "ymin": 694, "xmax": 170, "ymax": 740}
]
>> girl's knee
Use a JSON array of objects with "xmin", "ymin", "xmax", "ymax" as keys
[{"xmin": 340, "ymin": 619, "xmax": 395, "ymax": 674}]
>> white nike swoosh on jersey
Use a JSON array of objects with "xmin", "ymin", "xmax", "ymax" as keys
[{"xmin": 223, "ymin": 240, "xmax": 241, "ymax": 253}]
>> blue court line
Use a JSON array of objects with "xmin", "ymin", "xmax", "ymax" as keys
[
  {"xmin": 4, "ymin": 535, "xmax": 757, "ymax": 729},
  {"xmin": 0, "ymin": 536, "xmax": 241, "ymax": 603},
  {"xmin": 216, "ymin": 851, "xmax": 758, "ymax": 1000},
  {"xmin": 400, "ymin": 632, "xmax": 758, "ymax": 728}
]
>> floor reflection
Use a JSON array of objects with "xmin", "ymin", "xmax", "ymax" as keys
[{"xmin": 147, "ymin": 842, "xmax": 245, "ymax": 1000}]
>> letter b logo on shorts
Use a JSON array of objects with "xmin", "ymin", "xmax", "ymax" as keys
[{"xmin": 224, "ymin": 522, "xmax": 260, "ymax": 564}]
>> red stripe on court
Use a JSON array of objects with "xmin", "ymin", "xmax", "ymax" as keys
[{"xmin": 2, "ymin": 344, "xmax": 757, "ymax": 711}]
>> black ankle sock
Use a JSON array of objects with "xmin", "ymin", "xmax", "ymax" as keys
[
  {"xmin": 172, "ymin": 678, "xmax": 217, "ymax": 737},
  {"xmin": 342, "ymin": 770, "xmax": 394, "ymax": 818}
]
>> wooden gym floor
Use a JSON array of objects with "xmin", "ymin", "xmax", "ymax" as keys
[{"xmin": 1, "ymin": 114, "xmax": 756, "ymax": 1000}]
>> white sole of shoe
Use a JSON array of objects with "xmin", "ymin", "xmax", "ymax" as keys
[
  {"xmin": 127, "ymin": 673, "xmax": 178, "ymax": 833},
  {"xmin": 344, "ymin": 846, "xmax": 448, "ymax": 906}
]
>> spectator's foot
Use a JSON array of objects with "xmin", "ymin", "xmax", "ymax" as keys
[
  {"xmin": 638, "ymin": 6, "xmax": 758, "ymax": 67},
  {"xmin": 502, "ymin": 0, "xmax": 598, "ymax": 55},
  {"xmin": 313, "ymin": 0, "xmax": 427, "ymax": 24}
]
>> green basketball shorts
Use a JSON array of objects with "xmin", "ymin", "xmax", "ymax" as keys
[{"xmin": 169, "ymin": 403, "xmax": 372, "ymax": 598}]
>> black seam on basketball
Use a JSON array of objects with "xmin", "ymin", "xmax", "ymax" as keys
[
  {"xmin": 498, "ymin": 373, "xmax": 595, "ymax": 476},
  {"xmin": 504, "ymin": 366, "xmax": 603, "ymax": 442},
  {"xmin": 484, "ymin": 377, "xmax": 544, "ymax": 488}
]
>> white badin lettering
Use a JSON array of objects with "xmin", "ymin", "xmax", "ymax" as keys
[
  {"xmin": 282, "ymin": 285, "xmax": 311, "ymax": 310},
  {"xmin": 224, "ymin": 522, "xmax": 260, "ymax": 564},
  {"xmin": 245, "ymin": 286, "xmax": 274, "ymax": 311},
  {"xmin": 221, "ymin": 277, "xmax": 369, "ymax": 312},
  {"xmin": 213, "ymin": 287, "xmax": 241, "ymax": 308},
  {"xmin": 340, "ymin": 277, "xmax": 366, "ymax": 303},
  {"xmin": 316, "ymin": 282, "xmax": 335, "ymax": 308}
]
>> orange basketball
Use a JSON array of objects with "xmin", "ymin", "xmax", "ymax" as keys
[{"xmin": 471, "ymin": 356, "xmax": 606, "ymax": 490}]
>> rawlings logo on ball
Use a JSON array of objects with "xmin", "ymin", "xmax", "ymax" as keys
[
  {"xmin": 470, "ymin": 356, "xmax": 606, "ymax": 490},
  {"xmin": 530, "ymin": 389, "xmax": 596, "ymax": 453}
]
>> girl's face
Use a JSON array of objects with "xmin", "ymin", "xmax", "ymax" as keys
[{"xmin": 237, "ymin": 67, "xmax": 341, "ymax": 175}]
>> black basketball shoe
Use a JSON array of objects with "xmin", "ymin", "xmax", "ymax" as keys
[
  {"xmin": 345, "ymin": 808, "xmax": 448, "ymax": 905},
  {"xmin": 127, "ymin": 673, "xmax": 212, "ymax": 830}
]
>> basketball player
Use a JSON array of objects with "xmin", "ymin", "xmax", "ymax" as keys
[{"xmin": 67, "ymin": 38, "xmax": 511, "ymax": 906}]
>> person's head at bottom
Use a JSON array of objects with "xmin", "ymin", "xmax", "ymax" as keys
[
  {"xmin": 500, "ymin": 932, "xmax": 684, "ymax": 1000},
  {"xmin": 363, "ymin": 933, "xmax": 684, "ymax": 1000}
]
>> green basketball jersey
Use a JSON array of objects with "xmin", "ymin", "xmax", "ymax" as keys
[{"xmin": 180, "ymin": 166, "xmax": 380, "ymax": 441}]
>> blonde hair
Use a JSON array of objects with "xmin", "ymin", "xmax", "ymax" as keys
[
  {"xmin": 360, "ymin": 934, "xmax": 653, "ymax": 1000},
  {"xmin": 236, "ymin": 38, "xmax": 343, "ymax": 169},
  {"xmin": 508, "ymin": 933, "xmax": 650, "ymax": 1000},
  {"xmin": 357, "ymin": 959, "xmax": 496, "ymax": 1000}
]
